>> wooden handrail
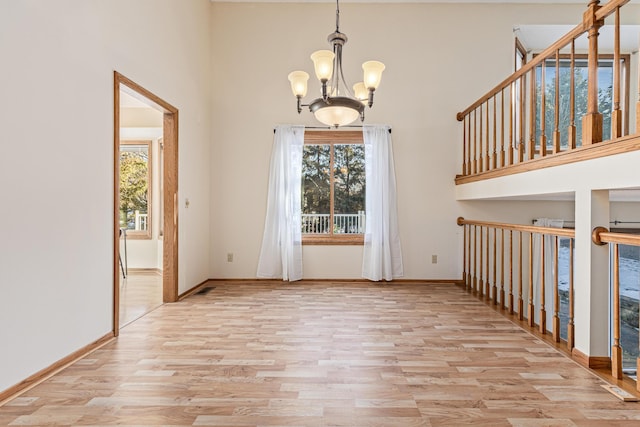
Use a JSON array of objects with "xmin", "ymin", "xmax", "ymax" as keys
[
  {"xmin": 457, "ymin": 217, "xmax": 575, "ymax": 238},
  {"xmin": 592, "ymin": 227, "xmax": 640, "ymax": 246},
  {"xmin": 595, "ymin": 0, "xmax": 630, "ymax": 20}
]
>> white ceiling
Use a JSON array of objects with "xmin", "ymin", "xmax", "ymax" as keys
[{"xmin": 516, "ymin": 25, "xmax": 640, "ymax": 53}]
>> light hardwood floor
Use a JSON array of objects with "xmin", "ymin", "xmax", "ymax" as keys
[
  {"xmin": 119, "ymin": 270, "xmax": 163, "ymax": 327},
  {"xmin": 2, "ymin": 281, "xmax": 638, "ymax": 426}
]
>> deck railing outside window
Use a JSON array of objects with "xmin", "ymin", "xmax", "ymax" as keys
[
  {"xmin": 302, "ymin": 212, "xmax": 365, "ymax": 234},
  {"xmin": 456, "ymin": 0, "xmax": 639, "ymax": 182}
]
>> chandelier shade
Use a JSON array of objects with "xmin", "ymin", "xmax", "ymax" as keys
[
  {"xmin": 288, "ymin": 0, "xmax": 385, "ymax": 127},
  {"xmin": 310, "ymin": 96, "xmax": 364, "ymax": 128},
  {"xmin": 287, "ymin": 71, "xmax": 309, "ymax": 98}
]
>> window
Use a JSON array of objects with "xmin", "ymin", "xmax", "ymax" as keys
[
  {"xmin": 119, "ymin": 141, "xmax": 152, "ymax": 239},
  {"xmin": 301, "ymin": 131, "xmax": 365, "ymax": 245},
  {"xmin": 533, "ymin": 54, "xmax": 630, "ymax": 151}
]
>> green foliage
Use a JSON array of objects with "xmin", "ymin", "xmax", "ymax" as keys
[
  {"xmin": 120, "ymin": 151, "xmax": 148, "ymax": 227},
  {"xmin": 302, "ymin": 145, "xmax": 330, "ymax": 214},
  {"xmin": 301, "ymin": 144, "xmax": 366, "ymax": 216},
  {"xmin": 334, "ymin": 144, "xmax": 365, "ymax": 214},
  {"xmin": 535, "ymin": 62, "xmax": 613, "ymax": 150}
]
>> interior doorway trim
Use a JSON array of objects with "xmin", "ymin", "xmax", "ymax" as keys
[{"xmin": 113, "ymin": 71, "xmax": 179, "ymax": 335}]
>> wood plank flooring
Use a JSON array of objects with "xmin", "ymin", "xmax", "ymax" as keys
[
  {"xmin": 119, "ymin": 271, "xmax": 163, "ymax": 327},
  {"xmin": 2, "ymin": 281, "xmax": 638, "ymax": 426}
]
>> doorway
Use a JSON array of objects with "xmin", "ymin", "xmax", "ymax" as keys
[{"xmin": 113, "ymin": 72, "xmax": 179, "ymax": 335}]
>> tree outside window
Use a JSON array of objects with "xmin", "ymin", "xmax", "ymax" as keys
[
  {"xmin": 534, "ymin": 55, "xmax": 629, "ymax": 151},
  {"xmin": 119, "ymin": 141, "xmax": 151, "ymax": 238},
  {"xmin": 301, "ymin": 132, "xmax": 365, "ymax": 244}
]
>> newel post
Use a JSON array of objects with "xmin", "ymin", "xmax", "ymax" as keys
[{"xmin": 581, "ymin": 0, "xmax": 604, "ymax": 146}]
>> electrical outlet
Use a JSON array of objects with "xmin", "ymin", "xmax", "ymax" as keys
[
  {"xmin": 431, "ymin": 254, "xmax": 438, "ymax": 264},
  {"xmin": 227, "ymin": 253, "xmax": 234, "ymax": 262}
]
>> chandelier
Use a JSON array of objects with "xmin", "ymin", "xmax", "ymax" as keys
[{"xmin": 287, "ymin": 0, "xmax": 385, "ymax": 128}]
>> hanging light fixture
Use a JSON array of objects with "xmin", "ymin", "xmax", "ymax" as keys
[{"xmin": 287, "ymin": 0, "xmax": 385, "ymax": 128}]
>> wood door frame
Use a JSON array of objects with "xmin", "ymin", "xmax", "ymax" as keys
[{"xmin": 113, "ymin": 71, "xmax": 179, "ymax": 335}]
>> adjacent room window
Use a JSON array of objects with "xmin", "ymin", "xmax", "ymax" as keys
[
  {"xmin": 301, "ymin": 131, "xmax": 365, "ymax": 244},
  {"xmin": 534, "ymin": 54, "xmax": 630, "ymax": 150},
  {"xmin": 119, "ymin": 141, "xmax": 152, "ymax": 239}
]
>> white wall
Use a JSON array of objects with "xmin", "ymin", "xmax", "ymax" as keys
[
  {"xmin": 0, "ymin": 0, "xmax": 211, "ymax": 392},
  {"xmin": 209, "ymin": 2, "xmax": 590, "ymax": 281}
]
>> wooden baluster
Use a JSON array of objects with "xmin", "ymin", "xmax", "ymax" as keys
[
  {"xmin": 509, "ymin": 83, "xmax": 515, "ymax": 166},
  {"xmin": 612, "ymin": 243, "xmax": 623, "ymax": 379},
  {"xmin": 540, "ymin": 61, "xmax": 547, "ymax": 157},
  {"xmin": 611, "ymin": 7, "xmax": 622, "ymax": 139},
  {"xmin": 568, "ymin": 238, "xmax": 575, "ymax": 351},
  {"xmin": 486, "ymin": 100, "xmax": 491, "ymax": 171},
  {"xmin": 528, "ymin": 232, "xmax": 535, "ymax": 327},
  {"xmin": 581, "ymin": 0, "xmax": 603, "ymax": 146},
  {"xmin": 473, "ymin": 110, "xmax": 477, "ymax": 175},
  {"xmin": 492, "ymin": 227, "xmax": 498, "ymax": 304},
  {"xmin": 509, "ymin": 229, "xmax": 514, "ymax": 314},
  {"xmin": 553, "ymin": 236, "xmax": 560, "ymax": 342},
  {"xmin": 462, "ymin": 116, "xmax": 467, "ymax": 176},
  {"xmin": 479, "ymin": 106, "xmax": 484, "ymax": 173},
  {"xmin": 501, "ymin": 89, "xmax": 506, "ymax": 167},
  {"xmin": 485, "ymin": 225, "xmax": 491, "ymax": 299},
  {"xmin": 493, "ymin": 96, "xmax": 498, "ymax": 169},
  {"xmin": 518, "ymin": 231, "xmax": 524, "ymax": 320},
  {"xmin": 467, "ymin": 115, "xmax": 472, "ymax": 175},
  {"xmin": 463, "ymin": 223, "xmax": 467, "ymax": 287},
  {"xmin": 520, "ymin": 73, "xmax": 526, "ymax": 162},
  {"xmin": 479, "ymin": 226, "xmax": 484, "ymax": 297},
  {"xmin": 539, "ymin": 232, "xmax": 547, "ymax": 334},
  {"xmin": 500, "ymin": 228, "xmax": 505, "ymax": 309},
  {"xmin": 473, "ymin": 225, "xmax": 478, "ymax": 293},
  {"xmin": 568, "ymin": 40, "xmax": 577, "ymax": 149},
  {"xmin": 553, "ymin": 50, "xmax": 561, "ymax": 153},
  {"xmin": 528, "ymin": 69, "xmax": 536, "ymax": 160},
  {"xmin": 468, "ymin": 223, "xmax": 472, "ymax": 291}
]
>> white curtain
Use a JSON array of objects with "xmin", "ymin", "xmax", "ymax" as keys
[
  {"xmin": 532, "ymin": 218, "xmax": 564, "ymax": 327},
  {"xmin": 362, "ymin": 125, "xmax": 404, "ymax": 281},
  {"xmin": 256, "ymin": 125, "xmax": 305, "ymax": 281}
]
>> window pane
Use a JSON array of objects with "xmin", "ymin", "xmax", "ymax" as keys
[
  {"xmin": 535, "ymin": 58, "xmax": 618, "ymax": 151},
  {"xmin": 618, "ymin": 244, "xmax": 639, "ymax": 374},
  {"xmin": 302, "ymin": 144, "xmax": 330, "ymax": 234},
  {"xmin": 120, "ymin": 144, "xmax": 149, "ymax": 232},
  {"xmin": 334, "ymin": 144, "xmax": 365, "ymax": 234}
]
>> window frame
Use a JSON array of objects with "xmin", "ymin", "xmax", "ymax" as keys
[
  {"xmin": 119, "ymin": 140, "xmax": 152, "ymax": 240},
  {"xmin": 530, "ymin": 53, "xmax": 631, "ymax": 145},
  {"xmin": 302, "ymin": 130, "xmax": 364, "ymax": 246}
]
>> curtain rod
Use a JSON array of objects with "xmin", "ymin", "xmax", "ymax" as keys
[
  {"xmin": 274, "ymin": 126, "xmax": 391, "ymax": 133},
  {"xmin": 531, "ymin": 219, "xmax": 640, "ymax": 225}
]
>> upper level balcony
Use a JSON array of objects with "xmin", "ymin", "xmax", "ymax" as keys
[{"xmin": 454, "ymin": 0, "xmax": 640, "ymax": 201}]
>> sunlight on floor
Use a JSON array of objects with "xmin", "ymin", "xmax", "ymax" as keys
[{"xmin": 119, "ymin": 271, "xmax": 162, "ymax": 328}]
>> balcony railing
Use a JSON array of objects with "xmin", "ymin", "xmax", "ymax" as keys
[
  {"xmin": 456, "ymin": 0, "xmax": 639, "ymax": 183},
  {"xmin": 459, "ymin": 217, "xmax": 640, "ymax": 395},
  {"xmin": 457, "ymin": 217, "xmax": 577, "ymax": 346},
  {"xmin": 302, "ymin": 212, "xmax": 365, "ymax": 234},
  {"xmin": 593, "ymin": 227, "xmax": 640, "ymax": 388}
]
